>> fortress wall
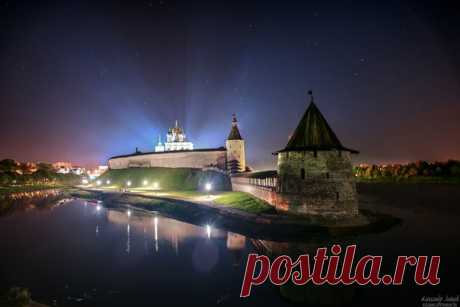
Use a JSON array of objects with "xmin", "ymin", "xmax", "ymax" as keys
[
  {"xmin": 108, "ymin": 150, "xmax": 227, "ymax": 170},
  {"xmin": 231, "ymin": 170, "xmax": 358, "ymax": 217},
  {"xmin": 231, "ymin": 176, "xmax": 278, "ymax": 206}
]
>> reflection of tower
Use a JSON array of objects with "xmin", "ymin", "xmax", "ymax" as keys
[
  {"xmin": 226, "ymin": 114, "xmax": 246, "ymax": 173},
  {"xmin": 227, "ymin": 232, "xmax": 246, "ymax": 267}
]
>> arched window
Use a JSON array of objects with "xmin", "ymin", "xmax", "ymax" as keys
[{"xmin": 300, "ymin": 168, "xmax": 306, "ymax": 180}]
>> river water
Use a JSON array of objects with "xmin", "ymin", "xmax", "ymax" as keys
[{"xmin": 0, "ymin": 186, "xmax": 459, "ymax": 306}]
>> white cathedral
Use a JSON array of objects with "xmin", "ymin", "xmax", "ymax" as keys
[{"xmin": 154, "ymin": 120, "xmax": 194, "ymax": 152}]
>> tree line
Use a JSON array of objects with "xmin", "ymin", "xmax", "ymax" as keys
[
  {"xmin": 354, "ymin": 160, "xmax": 460, "ymax": 182},
  {"xmin": 0, "ymin": 159, "xmax": 81, "ymax": 186}
]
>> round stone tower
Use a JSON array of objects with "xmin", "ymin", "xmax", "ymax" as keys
[
  {"xmin": 275, "ymin": 92, "xmax": 359, "ymax": 217},
  {"xmin": 226, "ymin": 114, "xmax": 246, "ymax": 173}
]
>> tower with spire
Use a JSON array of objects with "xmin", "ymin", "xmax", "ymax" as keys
[
  {"xmin": 226, "ymin": 114, "xmax": 246, "ymax": 173},
  {"xmin": 275, "ymin": 91, "xmax": 359, "ymax": 216}
]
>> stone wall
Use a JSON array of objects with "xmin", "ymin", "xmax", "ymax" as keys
[
  {"xmin": 232, "ymin": 175, "xmax": 357, "ymax": 217},
  {"xmin": 108, "ymin": 150, "xmax": 227, "ymax": 170},
  {"xmin": 231, "ymin": 176, "xmax": 278, "ymax": 204},
  {"xmin": 231, "ymin": 150, "xmax": 359, "ymax": 217},
  {"xmin": 276, "ymin": 150, "xmax": 358, "ymax": 216}
]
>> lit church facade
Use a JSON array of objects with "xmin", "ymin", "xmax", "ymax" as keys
[
  {"xmin": 154, "ymin": 120, "xmax": 194, "ymax": 152},
  {"xmin": 108, "ymin": 116, "xmax": 246, "ymax": 172}
]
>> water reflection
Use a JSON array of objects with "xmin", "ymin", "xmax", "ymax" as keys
[
  {"xmin": 6, "ymin": 189, "xmax": 61, "ymax": 200},
  {"xmin": 105, "ymin": 209, "xmax": 237, "ymax": 255},
  {"xmin": 154, "ymin": 216, "xmax": 158, "ymax": 252},
  {"xmin": 126, "ymin": 224, "xmax": 130, "ymax": 254},
  {"xmin": 0, "ymin": 189, "xmax": 70, "ymax": 216},
  {"xmin": 1, "ymin": 193, "xmax": 458, "ymax": 307},
  {"xmin": 251, "ymin": 238, "xmax": 356, "ymax": 306}
]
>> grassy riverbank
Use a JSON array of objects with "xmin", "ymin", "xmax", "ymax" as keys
[
  {"xmin": 97, "ymin": 167, "xmax": 231, "ymax": 191},
  {"xmin": 73, "ymin": 187, "xmax": 275, "ymax": 214},
  {"xmin": 212, "ymin": 192, "xmax": 276, "ymax": 214},
  {"xmin": 128, "ymin": 188, "xmax": 275, "ymax": 213}
]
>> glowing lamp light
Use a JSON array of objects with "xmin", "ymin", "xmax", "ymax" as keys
[
  {"xmin": 126, "ymin": 181, "xmax": 132, "ymax": 187},
  {"xmin": 127, "ymin": 210, "xmax": 131, "ymax": 217},
  {"xmin": 205, "ymin": 183, "xmax": 212, "ymax": 192},
  {"xmin": 96, "ymin": 180, "xmax": 102, "ymax": 186},
  {"xmin": 143, "ymin": 180, "xmax": 148, "ymax": 186},
  {"xmin": 96, "ymin": 205, "xmax": 101, "ymax": 211},
  {"xmin": 206, "ymin": 224, "xmax": 212, "ymax": 239},
  {"xmin": 106, "ymin": 180, "xmax": 111, "ymax": 185},
  {"xmin": 153, "ymin": 182, "xmax": 159, "ymax": 189}
]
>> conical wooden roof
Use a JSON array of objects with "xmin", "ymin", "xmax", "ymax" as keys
[{"xmin": 279, "ymin": 96, "xmax": 358, "ymax": 153}]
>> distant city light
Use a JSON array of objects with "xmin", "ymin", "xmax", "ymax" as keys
[
  {"xmin": 106, "ymin": 180, "xmax": 111, "ymax": 185},
  {"xmin": 153, "ymin": 182, "xmax": 159, "ymax": 189},
  {"xmin": 127, "ymin": 209, "xmax": 131, "ymax": 217},
  {"xmin": 82, "ymin": 179, "xmax": 88, "ymax": 184},
  {"xmin": 206, "ymin": 224, "xmax": 212, "ymax": 239},
  {"xmin": 126, "ymin": 181, "xmax": 132, "ymax": 187},
  {"xmin": 143, "ymin": 180, "xmax": 148, "ymax": 186},
  {"xmin": 96, "ymin": 180, "xmax": 102, "ymax": 186},
  {"xmin": 205, "ymin": 183, "xmax": 212, "ymax": 192},
  {"xmin": 96, "ymin": 205, "xmax": 101, "ymax": 211}
]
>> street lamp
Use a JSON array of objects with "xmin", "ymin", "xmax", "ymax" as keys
[
  {"xmin": 96, "ymin": 180, "xmax": 102, "ymax": 186},
  {"xmin": 106, "ymin": 180, "xmax": 111, "ymax": 185},
  {"xmin": 153, "ymin": 182, "xmax": 159, "ymax": 189},
  {"xmin": 205, "ymin": 182, "xmax": 212, "ymax": 198},
  {"xmin": 127, "ymin": 209, "xmax": 131, "ymax": 217},
  {"xmin": 143, "ymin": 180, "xmax": 148, "ymax": 186},
  {"xmin": 126, "ymin": 180, "xmax": 132, "ymax": 187}
]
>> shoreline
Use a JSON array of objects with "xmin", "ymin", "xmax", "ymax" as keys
[{"xmin": 68, "ymin": 187, "xmax": 400, "ymax": 241}]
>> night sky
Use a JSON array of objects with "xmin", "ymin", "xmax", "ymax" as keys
[{"xmin": 1, "ymin": 0, "xmax": 459, "ymax": 169}]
